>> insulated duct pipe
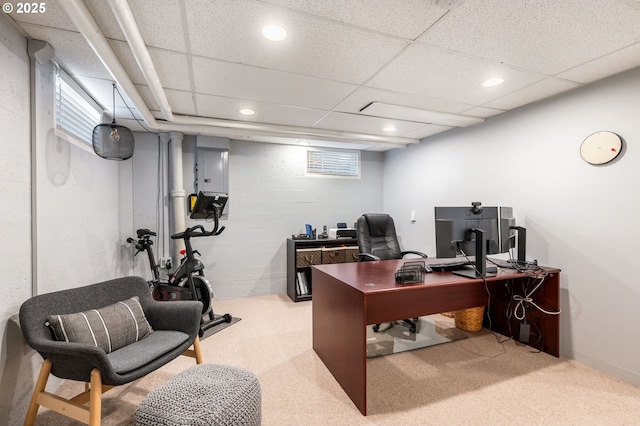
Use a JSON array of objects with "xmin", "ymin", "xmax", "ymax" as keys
[
  {"xmin": 169, "ymin": 131, "xmax": 186, "ymax": 264},
  {"xmin": 60, "ymin": 0, "xmax": 419, "ymax": 148}
]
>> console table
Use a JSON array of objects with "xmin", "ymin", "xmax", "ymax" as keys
[
  {"xmin": 286, "ymin": 238, "xmax": 357, "ymax": 302},
  {"xmin": 312, "ymin": 259, "xmax": 560, "ymax": 415}
]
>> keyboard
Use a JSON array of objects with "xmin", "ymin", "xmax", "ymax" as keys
[{"xmin": 428, "ymin": 260, "xmax": 473, "ymax": 272}]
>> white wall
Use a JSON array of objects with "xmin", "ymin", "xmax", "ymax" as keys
[
  {"xmin": 384, "ymin": 67, "xmax": 640, "ymax": 387},
  {"xmin": 0, "ymin": 15, "xmax": 32, "ymax": 426},
  {"xmin": 124, "ymin": 137, "xmax": 384, "ymax": 300}
]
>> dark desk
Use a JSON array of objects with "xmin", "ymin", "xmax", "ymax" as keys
[{"xmin": 312, "ymin": 259, "xmax": 560, "ymax": 415}]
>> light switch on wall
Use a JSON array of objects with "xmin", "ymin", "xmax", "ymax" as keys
[{"xmin": 410, "ymin": 210, "xmax": 416, "ymax": 223}]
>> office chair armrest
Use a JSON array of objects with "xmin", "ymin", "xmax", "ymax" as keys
[
  {"xmin": 358, "ymin": 253, "xmax": 380, "ymax": 261},
  {"xmin": 401, "ymin": 250, "xmax": 428, "ymax": 258}
]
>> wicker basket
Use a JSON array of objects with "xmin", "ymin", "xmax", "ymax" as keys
[
  {"xmin": 321, "ymin": 247, "xmax": 347, "ymax": 264},
  {"xmin": 454, "ymin": 306, "xmax": 485, "ymax": 332},
  {"xmin": 296, "ymin": 248, "xmax": 322, "ymax": 267},
  {"xmin": 345, "ymin": 246, "xmax": 360, "ymax": 263}
]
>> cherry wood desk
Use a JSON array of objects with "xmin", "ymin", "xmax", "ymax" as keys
[{"xmin": 312, "ymin": 259, "xmax": 560, "ymax": 415}]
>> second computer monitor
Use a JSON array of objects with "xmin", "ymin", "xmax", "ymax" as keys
[{"xmin": 435, "ymin": 205, "xmax": 500, "ymax": 258}]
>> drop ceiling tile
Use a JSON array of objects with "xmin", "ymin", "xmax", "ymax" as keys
[
  {"xmin": 191, "ymin": 56, "xmax": 357, "ymax": 110},
  {"xmin": 184, "ymin": 0, "xmax": 408, "ymax": 84},
  {"xmin": 20, "ymin": 25, "xmax": 112, "ymax": 80},
  {"xmin": 84, "ymin": 0, "xmax": 186, "ymax": 52},
  {"xmin": 484, "ymin": 77, "xmax": 582, "ymax": 110},
  {"xmin": 10, "ymin": 0, "xmax": 76, "ymax": 30},
  {"xmin": 165, "ymin": 89, "xmax": 196, "ymax": 116},
  {"xmin": 335, "ymin": 87, "xmax": 475, "ymax": 115},
  {"xmin": 109, "ymin": 40, "xmax": 145, "ymax": 84},
  {"xmin": 262, "ymin": 0, "xmax": 448, "ymax": 39},
  {"xmin": 462, "ymin": 105, "xmax": 506, "ymax": 119},
  {"xmin": 195, "ymin": 94, "xmax": 327, "ymax": 128},
  {"xmin": 368, "ymin": 43, "xmax": 546, "ymax": 105},
  {"xmin": 420, "ymin": 0, "xmax": 640, "ymax": 75},
  {"xmin": 133, "ymin": 84, "xmax": 159, "ymax": 111},
  {"xmin": 557, "ymin": 43, "xmax": 640, "ymax": 84},
  {"xmin": 313, "ymin": 112, "xmax": 426, "ymax": 137},
  {"xmin": 403, "ymin": 124, "xmax": 453, "ymax": 140},
  {"xmin": 148, "ymin": 48, "xmax": 191, "ymax": 91}
]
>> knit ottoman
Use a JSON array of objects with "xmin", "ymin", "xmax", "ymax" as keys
[{"xmin": 135, "ymin": 364, "xmax": 261, "ymax": 426}]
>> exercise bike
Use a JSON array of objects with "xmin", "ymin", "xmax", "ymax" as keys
[{"xmin": 127, "ymin": 221, "xmax": 232, "ymax": 337}]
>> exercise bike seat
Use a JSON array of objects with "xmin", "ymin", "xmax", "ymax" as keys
[{"xmin": 136, "ymin": 228, "xmax": 156, "ymax": 238}]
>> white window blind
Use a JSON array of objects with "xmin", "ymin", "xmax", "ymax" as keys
[
  {"xmin": 306, "ymin": 149, "xmax": 360, "ymax": 177},
  {"xmin": 54, "ymin": 67, "xmax": 102, "ymax": 145}
]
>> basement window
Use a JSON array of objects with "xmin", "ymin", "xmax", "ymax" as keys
[
  {"xmin": 306, "ymin": 149, "xmax": 360, "ymax": 178},
  {"xmin": 54, "ymin": 66, "xmax": 102, "ymax": 147}
]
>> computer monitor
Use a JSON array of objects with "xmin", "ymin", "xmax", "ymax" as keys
[
  {"xmin": 434, "ymin": 204, "xmax": 500, "ymax": 258},
  {"xmin": 190, "ymin": 191, "xmax": 228, "ymax": 220},
  {"xmin": 499, "ymin": 206, "xmax": 527, "ymax": 265}
]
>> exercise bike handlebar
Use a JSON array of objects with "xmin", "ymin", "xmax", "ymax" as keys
[{"xmin": 171, "ymin": 222, "xmax": 225, "ymax": 241}]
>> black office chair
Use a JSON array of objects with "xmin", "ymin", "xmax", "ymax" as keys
[{"xmin": 356, "ymin": 213, "xmax": 427, "ymax": 333}]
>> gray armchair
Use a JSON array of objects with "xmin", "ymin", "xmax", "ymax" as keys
[{"xmin": 19, "ymin": 276, "xmax": 203, "ymax": 426}]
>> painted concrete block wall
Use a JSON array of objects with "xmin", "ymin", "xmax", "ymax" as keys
[
  {"xmin": 383, "ymin": 67, "xmax": 640, "ymax": 387},
  {"xmin": 0, "ymin": 16, "xmax": 32, "ymax": 425},
  {"xmin": 177, "ymin": 139, "xmax": 384, "ymax": 299},
  {"xmin": 33, "ymin": 65, "xmax": 122, "ymax": 296}
]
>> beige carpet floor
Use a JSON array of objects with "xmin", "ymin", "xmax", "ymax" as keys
[{"xmin": 34, "ymin": 294, "xmax": 640, "ymax": 425}]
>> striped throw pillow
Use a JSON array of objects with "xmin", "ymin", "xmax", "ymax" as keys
[{"xmin": 46, "ymin": 296, "xmax": 153, "ymax": 353}]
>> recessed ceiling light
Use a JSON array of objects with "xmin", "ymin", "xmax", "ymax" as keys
[
  {"xmin": 262, "ymin": 24, "xmax": 287, "ymax": 42},
  {"xmin": 482, "ymin": 77, "xmax": 504, "ymax": 87},
  {"xmin": 383, "ymin": 126, "xmax": 397, "ymax": 132},
  {"xmin": 239, "ymin": 108, "xmax": 255, "ymax": 116}
]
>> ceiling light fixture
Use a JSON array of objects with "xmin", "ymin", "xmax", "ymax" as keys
[
  {"xmin": 383, "ymin": 126, "xmax": 397, "ymax": 132},
  {"xmin": 482, "ymin": 77, "xmax": 504, "ymax": 87},
  {"xmin": 262, "ymin": 24, "xmax": 287, "ymax": 42},
  {"xmin": 239, "ymin": 108, "xmax": 255, "ymax": 116}
]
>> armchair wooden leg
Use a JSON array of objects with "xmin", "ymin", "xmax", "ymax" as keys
[
  {"xmin": 23, "ymin": 360, "xmax": 105, "ymax": 426},
  {"xmin": 89, "ymin": 368, "xmax": 102, "ymax": 426},
  {"xmin": 183, "ymin": 336, "xmax": 204, "ymax": 364},
  {"xmin": 24, "ymin": 359, "xmax": 52, "ymax": 426}
]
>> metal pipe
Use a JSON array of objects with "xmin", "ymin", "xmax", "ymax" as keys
[
  {"xmin": 60, "ymin": 0, "xmax": 418, "ymax": 148},
  {"xmin": 169, "ymin": 132, "xmax": 186, "ymax": 263}
]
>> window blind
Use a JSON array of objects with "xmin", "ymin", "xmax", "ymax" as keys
[
  {"xmin": 55, "ymin": 67, "xmax": 102, "ymax": 145},
  {"xmin": 306, "ymin": 149, "xmax": 360, "ymax": 177}
]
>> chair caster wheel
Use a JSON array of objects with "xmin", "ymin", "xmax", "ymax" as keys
[
  {"xmin": 373, "ymin": 324, "xmax": 380, "ymax": 332},
  {"xmin": 223, "ymin": 313, "xmax": 232, "ymax": 323},
  {"xmin": 410, "ymin": 326, "xmax": 416, "ymax": 334}
]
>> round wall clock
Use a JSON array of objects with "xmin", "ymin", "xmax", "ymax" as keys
[{"xmin": 580, "ymin": 131, "xmax": 623, "ymax": 165}]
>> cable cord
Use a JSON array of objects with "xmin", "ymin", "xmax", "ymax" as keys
[{"xmin": 512, "ymin": 275, "xmax": 561, "ymax": 320}]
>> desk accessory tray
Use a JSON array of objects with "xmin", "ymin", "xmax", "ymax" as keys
[{"xmin": 395, "ymin": 261, "xmax": 428, "ymax": 284}]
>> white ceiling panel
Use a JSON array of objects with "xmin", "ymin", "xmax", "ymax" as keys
[
  {"xmin": 262, "ymin": 0, "xmax": 448, "ymax": 39},
  {"xmin": 184, "ymin": 0, "xmax": 409, "ymax": 84},
  {"xmin": 20, "ymin": 24, "xmax": 112, "ymax": 80},
  {"xmin": 484, "ymin": 77, "xmax": 582, "ymax": 111},
  {"xmin": 165, "ymin": 89, "xmax": 196, "ymax": 116},
  {"xmin": 196, "ymin": 94, "xmax": 327, "ymax": 128},
  {"xmin": 367, "ymin": 43, "xmax": 548, "ymax": 105},
  {"xmin": 8, "ymin": 0, "xmax": 640, "ymax": 151},
  {"xmin": 191, "ymin": 56, "xmax": 357, "ymax": 110},
  {"xmin": 335, "ymin": 86, "xmax": 475, "ymax": 115},
  {"xmin": 403, "ymin": 124, "xmax": 453, "ymax": 140},
  {"xmin": 313, "ymin": 112, "xmax": 427, "ymax": 137},
  {"xmin": 420, "ymin": 0, "xmax": 640, "ymax": 76},
  {"xmin": 557, "ymin": 42, "xmax": 640, "ymax": 84}
]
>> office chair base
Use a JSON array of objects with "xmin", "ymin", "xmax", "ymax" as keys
[{"xmin": 372, "ymin": 318, "xmax": 418, "ymax": 334}]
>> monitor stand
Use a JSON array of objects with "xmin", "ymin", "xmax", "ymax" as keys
[{"xmin": 452, "ymin": 228, "xmax": 497, "ymax": 279}]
